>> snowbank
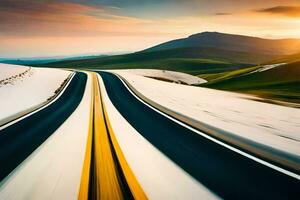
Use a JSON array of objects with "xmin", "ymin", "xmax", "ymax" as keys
[
  {"xmin": 249, "ymin": 63, "xmax": 286, "ymax": 73},
  {"xmin": 114, "ymin": 71, "xmax": 300, "ymax": 157},
  {"xmin": 0, "ymin": 64, "xmax": 29, "ymax": 81},
  {"xmin": 0, "ymin": 73, "xmax": 91, "ymax": 200},
  {"xmin": 0, "ymin": 64, "xmax": 71, "ymax": 125},
  {"xmin": 109, "ymin": 69, "xmax": 207, "ymax": 85}
]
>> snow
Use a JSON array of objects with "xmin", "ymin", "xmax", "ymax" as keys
[
  {"xmin": 0, "ymin": 64, "xmax": 71, "ymax": 125},
  {"xmin": 249, "ymin": 63, "xmax": 286, "ymax": 73},
  {"xmin": 0, "ymin": 73, "xmax": 92, "ymax": 200},
  {"xmin": 98, "ymin": 74, "xmax": 218, "ymax": 200},
  {"xmin": 0, "ymin": 64, "xmax": 29, "ymax": 81},
  {"xmin": 113, "ymin": 71, "xmax": 300, "ymax": 156},
  {"xmin": 109, "ymin": 69, "xmax": 207, "ymax": 85}
]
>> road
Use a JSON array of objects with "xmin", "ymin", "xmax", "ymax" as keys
[
  {"xmin": 78, "ymin": 74, "xmax": 146, "ymax": 200},
  {"xmin": 0, "ymin": 72, "xmax": 87, "ymax": 182},
  {"xmin": 99, "ymin": 71, "xmax": 300, "ymax": 200}
]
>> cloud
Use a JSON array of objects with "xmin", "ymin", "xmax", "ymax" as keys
[
  {"xmin": 256, "ymin": 6, "xmax": 300, "ymax": 17},
  {"xmin": 0, "ymin": 0, "xmax": 139, "ymax": 37},
  {"xmin": 214, "ymin": 12, "xmax": 231, "ymax": 16}
]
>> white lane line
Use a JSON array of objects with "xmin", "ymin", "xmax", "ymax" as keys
[
  {"xmin": 114, "ymin": 74, "xmax": 300, "ymax": 181},
  {"xmin": 0, "ymin": 72, "xmax": 75, "ymax": 131}
]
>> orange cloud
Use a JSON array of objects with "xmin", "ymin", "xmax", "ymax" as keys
[
  {"xmin": 0, "ymin": 1, "xmax": 167, "ymax": 38},
  {"xmin": 256, "ymin": 6, "xmax": 300, "ymax": 17}
]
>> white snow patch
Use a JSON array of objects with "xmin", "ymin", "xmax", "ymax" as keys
[
  {"xmin": 98, "ymin": 75, "xmax": 219, "ymax": 200},
  {"xmin": 110, "ymin": 69, "xmax": 207, "ymax": 85},
  {"xmin": 0, "ymin": 73, "xmax": 91, "ymax": 200},
  {"xmin": 0, "ymin": 64, "xmax": 29, "ymax": 81},
  {"xmin": 0, "ymin": 64, "xmax": 71, "ymax": 123},
  {"xmin": 114, "ymin": 71, "xmax": 300, "ymax": 156},
  {"xmin": 250, "ymin": 63, "xmax": 286, "ymax": 73}
]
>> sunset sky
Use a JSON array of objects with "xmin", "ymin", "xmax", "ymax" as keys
[{"xmin": 1, "ymin": 0, "xmax": 300, "ymax": 58}]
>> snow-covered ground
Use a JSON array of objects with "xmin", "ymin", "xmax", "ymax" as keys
[
  {"xmin": 114, "ymin": 71, "xmax": 300, "ymax": 156},
  {"xmin": 0, "ymin": 73, "xmax": 92, "ymax": 200},
  {"xmin": 249, "ymin": 63, "xmax": 286, "ymax": 73},
  {"xmin": 98, "ymin": 75, "xmax": 218, "ymax": 200},
  {"xmin": 0, "ymin": 64, "xmax": 29, "ymax": 83},
  {"xmin": 110, "ymin": 69, "xmax": 207, "ymax": 85},
  {"xmin": 0, "ymin": 64, "xmax": 71, "ymax": 125}
]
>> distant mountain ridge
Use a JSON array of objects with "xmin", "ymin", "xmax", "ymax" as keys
[
  {"xmin": 36, "ymin": 31, "xmax": 300, "ymax": 76},
  {"xmin": 0, "ymin": 55, "xmax": 106, "ymax": 65},
  {"xmin": 144, "ymin": 32, "xmax": 300, "ymax": 55}
]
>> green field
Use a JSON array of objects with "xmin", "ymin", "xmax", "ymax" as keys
[
  {"xmin": 202, "ymin": 61, "xmax": 300, "ymax": 104},
  {"xmin": 266, "ymin": 52, "xmax": 300, "ymax": 64},
  {"xmin": 198, "ymin": 66, "xmax": 261, "ymax": 82},
  {"xmin": 38, "ymin": 47, "xmax": 277, "ymax": 75}
]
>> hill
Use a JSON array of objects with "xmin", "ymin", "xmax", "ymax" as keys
[
  {"xmin": 38, "ymin": 47, "xmax": 258, "ymax": 75},
  {"xmin": 145, "ymin": 32, "xmax": 300, "ymax": 56},
  {"xmin": 202, "ymin": 61, "xmax": 300, "ymax": 104},
  {"xmin": 267, "ymin": 52, "xmax": 300, "ymax": 64},
  {"xmin": 37, "ymin": 32, "xmax": 300, "ymax": 76}
]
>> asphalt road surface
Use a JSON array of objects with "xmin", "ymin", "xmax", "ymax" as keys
[{"xmin": 0, "ymin": 72, "xmax": 87, "ymax": 182}]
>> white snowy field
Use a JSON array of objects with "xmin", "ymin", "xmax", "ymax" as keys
[
  {"xmin": 0, "ymin": 64, "xmax": 29, "ymax": 81},
  {"xmin": 110, "ymin": 69, "xmax": 207, "ymax": 85},
  {"xmin": 114, "ymin": 71, "xmax": 300, "ymax": 156},
  {"xmin": 0, "ymin": 64, "xmax": 71, "ymax": 125}
]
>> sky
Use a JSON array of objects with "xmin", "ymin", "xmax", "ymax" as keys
[{"xmin": 1, "ymin": 0, "xmax": 300, "ymax": 58}]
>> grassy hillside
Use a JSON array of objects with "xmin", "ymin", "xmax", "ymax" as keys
[
  {"xmin": 267, "ymin": 52, "xmax": 300, "ymax": 64},
  {"xmin": 36, "ymin": 31, "xmax": 299, "ymax": 105},
  {"xmin": 38, "ymin": 47, "xmax": 278, "ymax": 75},
  {"xmin": 198, "ymin": 66, "xmax": 261, "ymax": 82},
  {"xmin": 37, "ymin": 32, "xmax": 296, "ymax": 76},
  {"xmin": 145, "ymin": 32, "xmax": 300, "ymax": 56},
  {"xmin": 202, "ymin": 61, "xmax": 300, "ymax": 104}
]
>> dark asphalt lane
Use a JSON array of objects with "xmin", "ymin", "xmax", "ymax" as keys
[
  {"xmin": 99, "ymin": 71, "xmax": 300, "ymax": 200},
  {"xmin": 0, "ymin": 72, "xmax": 87, "ymax": 182}
]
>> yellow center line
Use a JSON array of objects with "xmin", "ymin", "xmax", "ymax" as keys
[
  {"xmin": 101, "ymin": 90, "xmax": 148, "ymax": 200},
  {"xmin": 79, "ymin": 72, "xmax": 147, "ymax": 200},
  {"xmin": 78, "ymin": 73, "xmax": 94, "ymax": 200},
  {"xmin": 93, "ymin": 73, "xmax": 124, "ymax": 200}
]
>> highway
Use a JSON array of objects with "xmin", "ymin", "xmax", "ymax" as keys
[
  {"xmin": 0, "ymin": 70, "xmax": 298, "ymax": 199},
  {"xmin": 0, "ymin": 72, "xmax": 87, "ymax": 182},
  {"xmin": 99, "ymin": 71, "xmax": 300, "ymax": 200}
]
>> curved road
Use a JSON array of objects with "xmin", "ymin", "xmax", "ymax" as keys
[
  {"xmin": 0, "ymin": 72, "xmax": 87, "ymax": 182},
  {"xmin": 99, "ymin": 71, "xmax": 299, "ymax": 200}
]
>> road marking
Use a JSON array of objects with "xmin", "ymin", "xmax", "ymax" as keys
[
  {"xmin": 115, "ymin": 74, "xmax": 300, "ymax": 181},
  {"xmin": 99, "ymin": 77, "xmax": 148, "ymax": 200},
  {"xmin": 94, "ymin": 73, "xmax": 124, "ymax": 199},
  {"xmin": 79, "ymin": 73, "xmax": 147, "ymax": 199},
  {"xmin": 78, "ymin": 75, "xmax": 94, "ymax": 200},
  {"xmin": 0, "ymin": 72, "xmax": 75, "ymax": 131}
]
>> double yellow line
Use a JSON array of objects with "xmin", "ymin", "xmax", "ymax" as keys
[{"xmin": 78, "ymin": 73, "xmax": 147, "ymax": 200}]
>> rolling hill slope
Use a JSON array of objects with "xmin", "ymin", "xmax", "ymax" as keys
[
  {"xmin": 145, "ymin": 32, "xmax": 300, "ymax": 56},
  {"xmin": 267, "ymin": 52, "xmax": 300, "ymax": 64},
  {"xmin": 38, "ymin": 47, "xmax": 256, "ymax": 75},
  {"xmin": 37, "ymin": 32, "xmax": 296, "ymax": 74},
  {"xmin": 203, "ymin": 61, "xmax": 300, "ymax": 104}
]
